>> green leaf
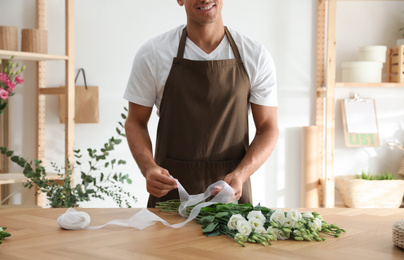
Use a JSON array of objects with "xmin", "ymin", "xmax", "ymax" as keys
[
  {"xmin": 204, "ymin": 229, "xmax": 221, "ymax": 237},
  {"xmin": 202, "ymin": 222, "xmax": 218, "ymax": 233},
  {"xmin": 200, "ymin": 215, "xmax": 215, "ymax": 225},
  {"xmin": 215, "ymin": 212, "xmax": 229, "ymax": 218},
  {"xmin": 121, "ymin": 113, "xmax": 127, "ymax": 119}
]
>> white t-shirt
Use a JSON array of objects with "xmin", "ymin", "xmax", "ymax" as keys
[{"xmin": 124, "ymin": 25, "xmax": 277, "ymax": 113}]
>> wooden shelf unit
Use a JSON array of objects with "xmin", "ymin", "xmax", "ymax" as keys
[
  {"xmin": 0, "ymin": 173, "xmax": 61, "ymax": 185},
  {"xmin": 0, "ymin": 50, "xmax": 68, "ymax": 61},
  {"xmin": 316, "ymin": 0, "xmax": 404, "ymax": 208},
  {"xmin": 0, "ymin": 0, "xmax": 75, "ymax": 207}
]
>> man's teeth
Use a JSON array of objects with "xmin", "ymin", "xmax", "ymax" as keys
[{"xmin": 200, "ymin": 5, "xmax": 214, "ymax": 11}]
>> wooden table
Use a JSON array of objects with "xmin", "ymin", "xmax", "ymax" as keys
[{"xmin": 0, "ymin": 208, "xmax": 403, "ymax": 260}]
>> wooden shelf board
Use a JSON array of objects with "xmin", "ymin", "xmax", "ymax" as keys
[
  {"xmin": 0, "ymin": 50, "xmax": 68, "ymax": 61},
  {"xmin": 336, "ymin": 82, "xmax": 404, "ymax": 88},
  {"xmin": 0, "ymin": 173, "xmax": 62, "ymax": 185}
]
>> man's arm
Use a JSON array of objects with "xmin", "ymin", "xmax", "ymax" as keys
[
  {"xmin": 224, "ymin": 104, "xmax": 279, "ymax": 200},
  {"xmin": 125, "ymin": 102, "xmax": 177, "ymax": 198}
]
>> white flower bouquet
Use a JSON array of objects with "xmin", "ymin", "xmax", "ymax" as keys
[{"xmin": 157, "ymin": 201, "xmax": 345, "ymax": 247}]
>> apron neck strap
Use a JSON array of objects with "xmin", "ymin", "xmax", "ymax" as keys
[
  {"xmin": 177, "ymin": 27, "xmax": 188, "ymax": 59},
  {"xmin": 224, "ymin": 26, "xmax": 242, "ymax": 60},
  {"xmin": 177, "ymin": 26, "xmax": 242, "ymax": 60}
]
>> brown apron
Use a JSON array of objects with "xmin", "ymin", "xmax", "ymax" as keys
[{"xmin": 148, "ymin": 27, "xmax": 252, "ymax": 207}]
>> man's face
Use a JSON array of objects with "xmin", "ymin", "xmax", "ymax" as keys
[{"xmin": 177, "ymin": 0, "xmax": 223, "ymax": 26}]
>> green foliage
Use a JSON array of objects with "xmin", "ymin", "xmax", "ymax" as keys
[
  {"xmin": 1, "ymin": 107, "xmax": 136, "ymax": 208},
  {"xmin": 0, "ymin": 227, "xmax": 11, "ymax": 245},
  {"xmin": 355, "ymin": 170, "xmax": 397, "ymax": 180}
]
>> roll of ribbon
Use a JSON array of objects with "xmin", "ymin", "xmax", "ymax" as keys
[
  {"xmin": 57, "ymin": 179, "xmax": 235, "ymax": 230},
  {"xmin": 57, "ymin": 208, "xmax": 91, "ymax": 230}
]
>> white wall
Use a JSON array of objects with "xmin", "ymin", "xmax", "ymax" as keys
[{"xmin": 0, "ymin": 0, "xmax": 403, "ymax": 208}]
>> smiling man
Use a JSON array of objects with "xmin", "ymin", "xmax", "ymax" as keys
[{"xmin": 124, "ymin": 0, "xmax": 279, "ymax": 207}]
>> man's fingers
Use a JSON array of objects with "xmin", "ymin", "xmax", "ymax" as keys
[{"xmin": 210, "ymin": 186, "xmax": 222, "ymax": 196}]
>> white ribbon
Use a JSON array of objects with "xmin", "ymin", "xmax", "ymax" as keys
[{"xmin": 57, "ymin": 179, "xmax": 234, "ymax": 230}]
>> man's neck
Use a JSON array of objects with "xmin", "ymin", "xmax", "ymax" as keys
[{"xmin": 186, "ymin": 21, "xmax": 225, "ymax": 54}]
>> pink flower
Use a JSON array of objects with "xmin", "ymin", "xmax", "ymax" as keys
[
  {"xmin": 0, "ymin": 73, "xmax": 8, "ymax": 83},
  {"xmin": 6, "ymin": 79, "xmax": 15, "ymax": 91},
  {"xmin": 15, "ymin": 75, "xmax": 24, "ymax": 84},
  {"xmin": 0, "ymin": 89, "xmax": 9, "ymax": 100}
]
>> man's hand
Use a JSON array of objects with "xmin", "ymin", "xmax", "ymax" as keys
[
  {"xmin": 224, "ymin": 172, "xmax": 244, "ymax": 201},
  {"xmin": 144, "ymin": 166, "xmax": 178, "ymax": 198},
  {"xmin": 210, "ymin": 172, "xmax": 244, "ymax": 202}
]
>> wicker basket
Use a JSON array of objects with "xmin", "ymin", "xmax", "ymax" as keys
[
  {"xmin": 335, "ymin": 175, "xmax": 404, "ymax": 208},
  {"xmin": 393, "ymin": 219, "xmax": 404, "ymax": 249}
]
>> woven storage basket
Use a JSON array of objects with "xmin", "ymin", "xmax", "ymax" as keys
[
  {"xmin": 393, "ymin": 219, "xmax": 404, "ymax": 249},
  {"xmin": 335, "ymin": 175, "xmax": 404, "ymax": 208}
]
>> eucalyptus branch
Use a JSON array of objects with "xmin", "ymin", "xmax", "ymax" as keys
[{"xmin": 1, "ymin": 107, "xmax": 136, "ymax": 208}]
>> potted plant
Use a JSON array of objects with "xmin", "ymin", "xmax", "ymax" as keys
[
  {"xmin": 0, "ymin": 108, "xmax": 137, "ymax": 208},
  {"xmin": 335, "ymin": 170, "xmax": 404, "ymax": 208}
]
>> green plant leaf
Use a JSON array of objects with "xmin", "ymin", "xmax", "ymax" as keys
[
  {"xmin": 215, "ymin": 212, "xmax": 229, "ymax": 218},
  {"xmin": 202, "ymin": 222, "xmax": 218, "ymax": 233},
  {"xmin": 118, "ymin": 160, "xmax": 126, "ymax": 165},
  {"xmin": 200, "ymin": 215, "xmax": 215, "ymax": 225},
  {"xmin": 204, "ymin": 229, "xmax": 221, "ymax": 237}
]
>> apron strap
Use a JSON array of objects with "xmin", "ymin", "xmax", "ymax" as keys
[
  {"xmin": 176, "ymin": 26, "xmax": 243, "ymax": 61},
  {"xmin": 177, "ymin": 27, "xmax": 188, "ymax": 59},
  {"xmin": 224, "ymin": 26, "xmax": 242, "ymax": 61}
]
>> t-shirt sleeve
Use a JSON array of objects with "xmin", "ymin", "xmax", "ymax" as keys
[
  {"xmin": 123, "ymin": 40, "xmax": 157, "ymax": 107},
  {"xmin": 249, "ymin": 45, "xmax": 278, "ymax": 107}
]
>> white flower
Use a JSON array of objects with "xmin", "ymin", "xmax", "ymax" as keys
[
  {"xmin": 287, "ymin": 208, "xmax": 302, "ymax": 222},
  {"xmin": 227, "ymin": 214, "xmax": 245, "ymax": 230},
  {"xmin": 283, "ymin": 220, "xmax": 292, "ymax": 228},
  {"xmin": 310, "ymin": 218, "xmax": 322, "ymax": 231},
  {"xmin": 247, "ymin": 210, "xmax": 266, "ymax": 223},
  {"xmin": 254, "ymin": 226, "xmax": 267, "ymax": 235},
  {"xmin": 302, "ymin": 212, "xmax": 314, "ymax": 219},
  {"xmin": 249, "ymin": 217, "xmax": 264, "ymax": 231},
  {"xmin": 237, "ymin": 219, "xmax": 252, "ymax": 236},
  {"xmin": 272, "ymin": 228, "xmax": 289, "ymax": 240},
  {"xmin": 270, "ymin": 209, "xmax": 287, "ymax": 225}
]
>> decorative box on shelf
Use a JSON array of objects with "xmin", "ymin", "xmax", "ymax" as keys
[
  {"xmin": 387, "ymin": 45, "xmax": 404, "ymax": 83},
  {"xmin": 335, "ymin": 175, "xmax": 404, "ymax": 208}
]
